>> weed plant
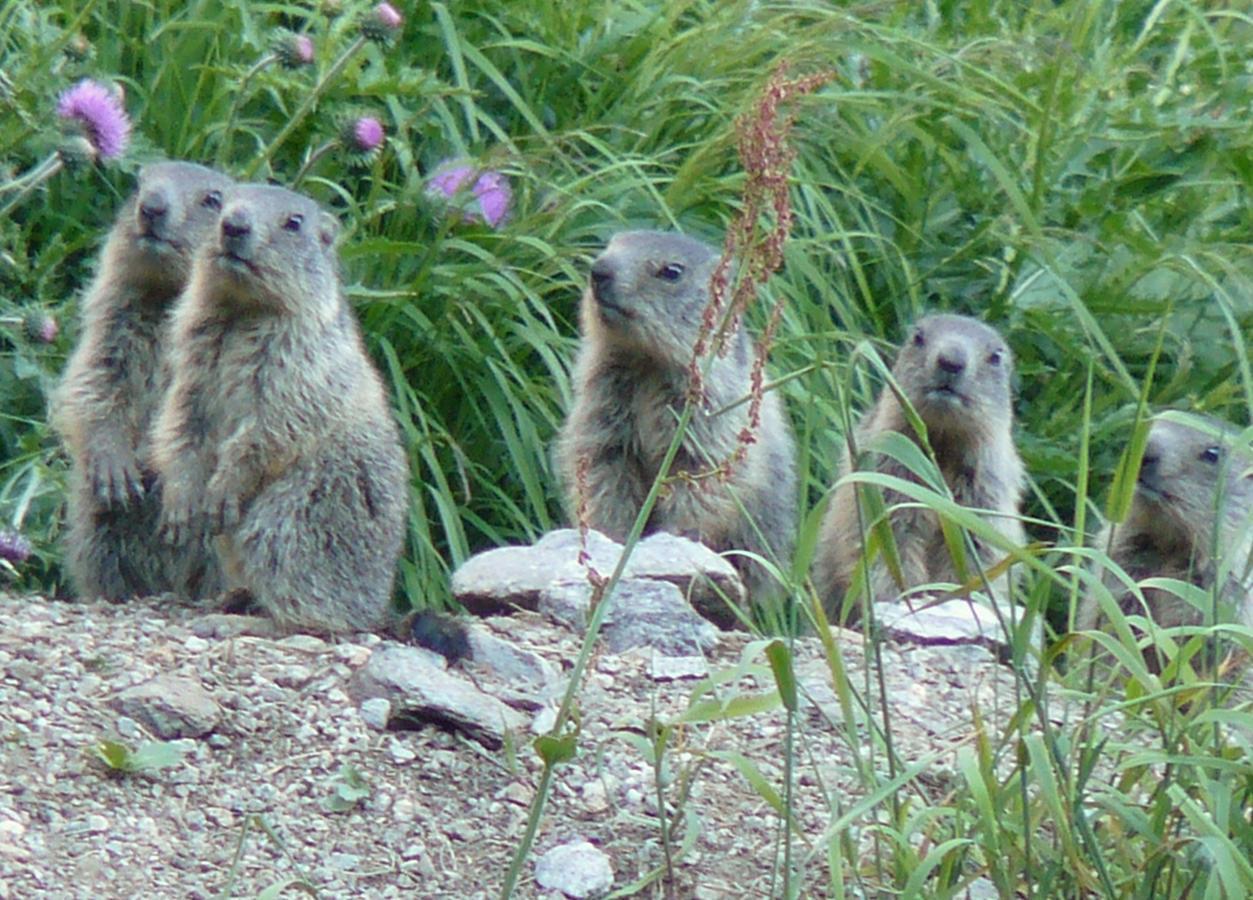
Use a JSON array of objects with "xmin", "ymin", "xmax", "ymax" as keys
[{"xmin": 1, "ymin": 0, "xmax": 1250, "ymax": 895}]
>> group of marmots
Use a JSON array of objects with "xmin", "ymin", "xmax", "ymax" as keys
[{"xmin": 53, "ymin": 161, "xmax": 1253, "ymax": 662}]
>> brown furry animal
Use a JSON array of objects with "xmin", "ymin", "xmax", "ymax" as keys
[
  {"xmin": 1079, "ymin": 414, "xmax": 1253, "ymax": 642},
  {"xmin": 813, "ymin": 313, "xmax": 1025, "ymax": 619},
  {"xmin": 151, "ymin": 184, "xmax": 410, "ymax": 634},
  {"xmin": 53, "ymin": 161, "xmax": 233, "ymax": 601},
  {"xmin": 554, "ymin": 230, "xmax": 797, "ymax": 607}
]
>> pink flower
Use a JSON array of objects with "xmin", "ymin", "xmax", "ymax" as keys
[
  {"xmin": 295, "ymin": 35, "xmax": 315, "ymax": 64},
  {"xmin": 274, "ymin": 30, "xmax": 316, "ymax": 68},
  {"xmin": 56, "ymin": 79, "xmax": 131, "ymax": 160},
  {"xmin": 375, "ymin": 2, "xmax": 403, "ymax": 29},
  {"xmin": 0, "ymin": 529, "xmax": 32, "ymax": 565},
  {"xmin": 427, "ymin": 161, "xmax": 512, "ymax": 229},
  {"xmin": 362, "ymin": 2, "xmax": 403, "ymax": 41},
  {"xmin": 352, "ymin": 117, "xmax": 385, "ymax": 153},
  {"xmin": 25, "ymin": 312, "xmax": 58, "ymax": 344}
]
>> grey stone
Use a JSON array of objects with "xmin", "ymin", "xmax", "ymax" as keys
[
  {"xmin": 452, "ymin": 529, "xmax": 747, "ymax": 629},
  {"xmin": 540, "ymin": 577, "xmax": 720, "ymax": 657},
  {"xmin": 648, "ymin": 652, "xmax": 709, "ymax": 681},
  {"xmin": 601, "ymin": 580, "xmax": 720, "ymax": 657},
  {"xmin": 873, "ymin": 595, "xmax": 1040, "ymax": 661},
  {"xmin": 358, "ymin": 698, "xmax": 392, "ymax": 731},
  {"xmin": 467, "ymin": 627, "xmax": 559, "ymax": 692},
  {"xmin": 113, "ymin": 675, "xmax": 221, "ymax": 739},
  {"xmin": 534, "ymin": 839, "xmax": 613, "ymax": 898},
  {"xmin": 350, "ymin": 646, "xmax": 525, "ymax": 750}
]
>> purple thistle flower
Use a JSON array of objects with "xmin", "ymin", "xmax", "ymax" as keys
[
  {"xmin": 56, "ymin": 79, "xmax": 131, "ymax": 161},
  {"xmin": 427, "ymin": 161, "xmax": 512, "ymax": 229},
  {"xmin": 352, "ymin": 117, "xmax": 385, "ymax": 153},
  {"xmin": 24, "ymin": 311, "xmax": 58, "ymax": 344},
  {"xmin": 0, "ymin": 529, "xmax": 32, "ymax": 565},
  {"xmin": 375, "ymin": 2, "xmax": 403, "ymax": 28},
  {"xmin": 362, "ymin": 2, "xmax": 404, "ymax": 42},
  {"xmin": 274, "ymin": 30, "xmax": 316, "ymax": 69}
]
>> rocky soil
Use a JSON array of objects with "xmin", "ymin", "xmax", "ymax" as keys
[{"xmin": 0, "ymin": 588, "xmax": 1046, "ymax": 899}]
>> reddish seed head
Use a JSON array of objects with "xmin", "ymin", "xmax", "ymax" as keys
[
  {"xmin": 427, "ymin": 161, "xmax": 512, "ymax": 229},
  {"xmin": 56, "ymin": 79, "xmax": 131, "ymax": 160}
]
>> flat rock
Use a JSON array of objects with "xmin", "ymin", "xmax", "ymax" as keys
[
  {"xmin": 349, "ymin": 645, "xmax": 525, "ymax": 749},
  {"xmin": 534, "ymin": 839, "xmax": 614, "ymax": 898},
  {"xmin": 873, "ymin": 596, "xmax": 1039, "ymax": 660},
  {"xmin": 540, "ymin": 579, "xmax": 719, "ymax": 657},
  {"xmin": 113, "ymin": 675, "xmax": 221, "ymax": 739},
  {"xmin": 452, "ymin": 529, "xmax": 747, "ymax": 628}
]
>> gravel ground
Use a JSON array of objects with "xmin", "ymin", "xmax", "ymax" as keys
[{"xmin": 0, "ymin": 591, "xmax": 1046, "ymax": 898}]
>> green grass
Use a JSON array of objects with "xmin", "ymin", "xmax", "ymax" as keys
[{"xmin": 1, "ymin": 0, "xmax": 1251, "ymax": 896}]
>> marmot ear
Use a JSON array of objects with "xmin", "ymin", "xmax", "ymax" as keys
[{"xmin": 318, "ymin": 212, "xmax": 339, "ymax": 248}]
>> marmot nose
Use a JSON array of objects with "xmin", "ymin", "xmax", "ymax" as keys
[
  {"xmin": 221, "ymin": 211, "xmax": 252, "ymax": 239},
  {"xmin": 936, "ymin": 350, "xmax": 966, "ymax": 375},
  {"xmin": 1138, "ymin": 447, "xmax": 1160, "ymax": 480},
  {"xmin": 138, "ymin": 192, "xmax": 169, "ymax": 227},
  {"xmin": 589, "ymin": 261, "xmax": 614, "ymax": 300}
]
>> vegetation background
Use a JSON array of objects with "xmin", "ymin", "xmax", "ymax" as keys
[{"xmin": 1, "ymin": 0, "xmax": 1250, "ymax": 895}]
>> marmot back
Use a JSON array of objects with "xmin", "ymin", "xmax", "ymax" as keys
[
  {"xmin": 53, "ymin": 160, "xmax": 233, "ymax": 601},
  {"xmin": 1080, "ymin": 414, "xmax": 1253, "ymax": 635},
  {"xmin": 555, "ymin": 230, "xmax": 798, "ymax": 615},
  {"xmin": 151, "ymin": 183, "xmax": 410, "ymax": 634},
  {"xmin": 813, "ymin": 313, "xmax": 1025, "ymax": 619}
]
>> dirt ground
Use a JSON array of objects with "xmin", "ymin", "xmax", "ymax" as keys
[{"xmin": 0, "ymin": 591, "xmax": 1040, "ymax": 898}]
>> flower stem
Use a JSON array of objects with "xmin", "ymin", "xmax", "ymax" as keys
[
  {"xmin": 243, "ymin": 36, "xmax": 366, "ymax": 180},
  {"xmin": 216, "ymin": 53, "xmax": 280, "ymax": 168},
  {"xmin": 291, "ymin": 140, "xmax": 339, "ymax": 188},
  {"xmin": 0, "ymin": 154, "xmax": 64, "ymax": 219}
]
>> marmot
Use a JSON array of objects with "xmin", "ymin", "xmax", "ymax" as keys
[
  {"xmin": 554, "ymin": 230, "xmax": 798, "ymax": 608},
  {"xmin": 1079, "ymin": 414, "xmax": 1253, "ymax": 641},
  {"xmin": 53, "ymin": 160, "xmax": 233, "ymax": 601},
  {"xmin": 150, "ymin": 184, "xmax": 410, "ymax": 634},
  {"xmin": 812, "ymin": 313, "xmax": 1025, "ymax": 619}
]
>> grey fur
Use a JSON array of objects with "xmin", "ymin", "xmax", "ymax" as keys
[
  {"xmin": 53, "ymin": 161, "xmax": 233, "ymax": 601},
  {"xmin": 554, "ymin": 230, "xmax": 798, "ymax": 606},
  {"xmin": 151, "ymin": 184, "xmax": 410, "ymax": 634},
  {"xmin": 813, "ymin": 314, "xmax": 1026, "ymax": 619},
  {"xmin": 1079, "ymin": 414, "xmax": 1253, "ymax": 635}
]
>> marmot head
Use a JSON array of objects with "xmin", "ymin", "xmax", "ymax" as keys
[
  {"xmin": 197, "ymin": 184, "xmax": 340, "ymax": 315},
  {"xmin": 580, "ymin": 230, "xmax": 727, "ymax": 366},
  {"xmin": 118, "ymin": 161, "xmax": 234, "ymax": 297},
  {"xmin": 1129, "ymin": 414, "xmax": 1253, "ymax": 562},
  {"xmin": 890, "ymin": 314, "xmax": 1013, "ymax": 443}
]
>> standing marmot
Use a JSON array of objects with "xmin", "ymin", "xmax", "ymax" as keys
[
  {"xmin": 1079, "ymin": 414, "xmax": 1253, "ymax": 639},
  {"xmin": 53, "ymin": 161, "xmax": 233, "ymax": 601},
  {"xmin": 554, "ymin": 230, "xmax": 798, "ymax": 608},
  {"xmin": 812, "ymin": 313, "xmax": 1025, "ymax": 619},
  {"xmin": 151, "ymin": 184, "xmax": 410, "ymax": 634}
]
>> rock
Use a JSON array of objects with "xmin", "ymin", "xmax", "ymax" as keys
[
  {"xmin": 534, "ymin": 839, "xmax": 613, "ymax": 898},
  {"xmin": 873, "ymin": 595, "xmax": 1039, "ymax": 661},
  {"xmin": 113, "ymin": 675, "xmax": 221, "ymax": 739},
  {"xmin": 349, "ymin": 646, "xmax": 525, "ymax": 750},
  {"xmin": 359, "ymin": 698, "xmax": 392, "ymax": 731},
  {"xmin": 540, "ymin": 579, "xmax": 719, "ymax": 656},
  {"xmin": 452, "ymin": 529, "xmax": 747, "ymax": 628},
  {"xmin": 466, "ymin": 627, "xmax": 560, "ymax": 694},
  {"xmin": 649, "ymin": 652, "xmax": 709, "ymax": 681}
]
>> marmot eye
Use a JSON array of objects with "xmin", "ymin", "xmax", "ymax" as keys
[
  {"xmin": 912, "ymin": 330, "xmax": 925, "ymax": 347},
  {"xmin": 656, "ymin": 263, "xmax": 685, "ymax": 282},
  {"xmin": 201, "ymin": 190, "xmax": 223, "ymax": 210},
  {"xmin": 283, "ymin": 214, "xmax": 304, "ymax": 232},
  {"xmin": 1200, "ymin": 446, "xmax": 1222, "ymax": 464},
  {"xmin": 988, "ymin": 349, "xmax": 1004, "ymax": 366}
]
